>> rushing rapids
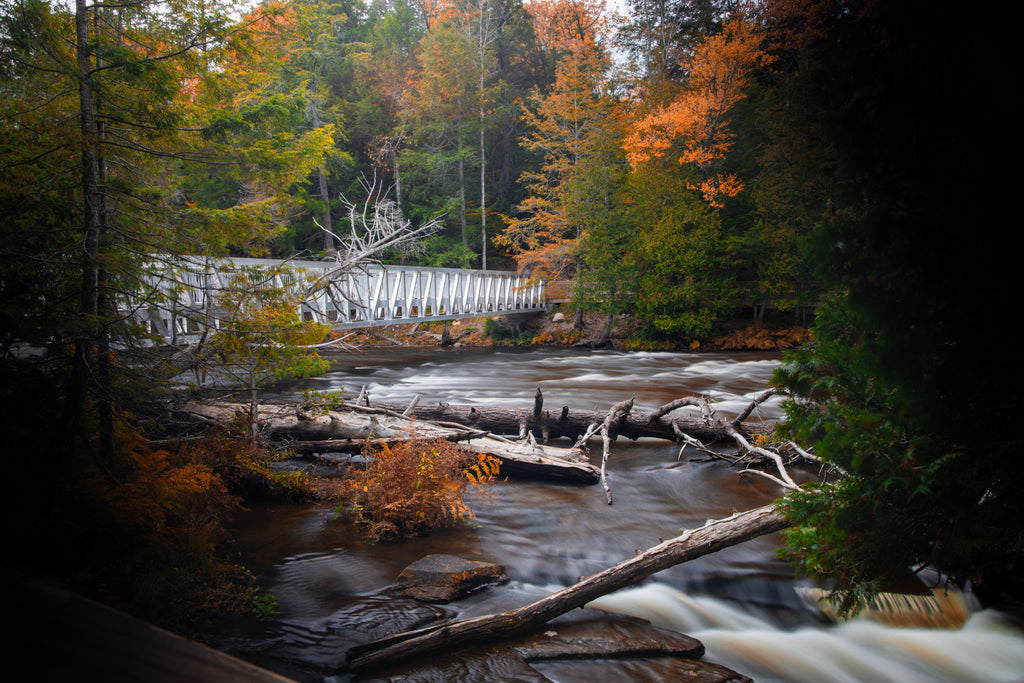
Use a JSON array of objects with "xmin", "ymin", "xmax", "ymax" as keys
[{"xmin": 220, "ymin": 347, "xmax": 1024, "ymax": 682}]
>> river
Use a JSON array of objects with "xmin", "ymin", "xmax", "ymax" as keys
[{"xmin": 221, "ymin": 347, "xmax": 1024, "ymax": 682}]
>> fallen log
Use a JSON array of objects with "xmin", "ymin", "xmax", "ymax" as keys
[
  {"xmin": 377, "ymin": 389, "xmax": 770, "ymax": 444},
  {"xmin": 178, "ymin": 401, "xmax": 601, "ymax": 484},
  {"xmin": 345, "ymin": 503, "xmax": 790, "ymax": 673}
]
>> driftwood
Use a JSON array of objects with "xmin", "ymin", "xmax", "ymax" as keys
[
  {"xmin": 376, "ymin": 388, "xmax": 771, "ymax": 445},
  {"xmin": 173, "ymin": 386, "xmax": 801, "ymax": 490},
  {"xmin": 346, "ymin": 503, "xmax": 790, "ymax": 673},
  {"xmin": 178, "ymin": 400, "xmax": 601, "ymax": 484},
  {"xmin": 598, "ymin": 398, "xmax": 634, "ymax": 504}
]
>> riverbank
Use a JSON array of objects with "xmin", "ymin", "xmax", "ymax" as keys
[{"xmin": 339, "ymin": 307, "xmax": 810, "ymax": 352}]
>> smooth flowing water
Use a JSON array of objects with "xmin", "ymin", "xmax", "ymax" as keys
[{"xmin": 226, "ymin": 347, "xmax": 1024, "ymax": 682}]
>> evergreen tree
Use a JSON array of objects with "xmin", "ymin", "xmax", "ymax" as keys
[
  {"xmin": 773, "ymin": 0, "xmax": 1024, "ymax": 611},
  {"xmin": 1, "ymin": 0, "xmax": 236, "ymax": 469}
]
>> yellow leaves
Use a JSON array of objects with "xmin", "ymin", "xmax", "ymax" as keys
[{"xmin": 463, "ymin": 452, "xmax": 501, "ymax": 488}]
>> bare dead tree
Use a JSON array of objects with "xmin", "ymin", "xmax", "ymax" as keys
[{"xmin": 317, "ymin": 172, "xmax": 444, "ymax": 274}]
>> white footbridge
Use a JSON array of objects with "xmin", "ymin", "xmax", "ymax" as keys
[{"xmin": 132, "ymin": 256, "xmax": 547, "ymax": 343}]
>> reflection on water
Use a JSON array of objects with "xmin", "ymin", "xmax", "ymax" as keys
[{"xmin": 237, "ymin": 348, "xmax": 1024, "ymax": 682}]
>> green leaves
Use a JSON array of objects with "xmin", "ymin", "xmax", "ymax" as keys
[{"xmin": 209, "ymin": 265, "xmax": 329, "ymax": 420}]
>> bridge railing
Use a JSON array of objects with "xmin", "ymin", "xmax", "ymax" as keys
[{"xmin": 125, "ymin": 257, "xmax": 547, "ymax": 343}]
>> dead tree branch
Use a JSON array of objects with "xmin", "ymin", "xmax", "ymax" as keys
[
  {"xmin": 599, "ymin": 398, "xmax": 634, "ymax": 504},
  {"xmin": 345, "ymin": 504, "xmax": 790, "ymax": 674},
  {"xmin": 731, "ymin": 388, "xmax": 779, "ymax": 429}
]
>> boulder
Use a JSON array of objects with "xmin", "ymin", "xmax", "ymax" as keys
[
  {"xmin": 390, "ymin": 555, "xmax": 508, "ymax": 603},
  {"xmin": 552, "ymin": 312, "xmax": 566, "ymax": 323}
]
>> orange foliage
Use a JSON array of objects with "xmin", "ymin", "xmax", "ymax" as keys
[
  {"xmin": 625, "ymin": 16, "xmax": 772, "ymax": 207},
  {"xmin": 525, "ymin": 0, "xmax": 618, "ymax": 54},
  {"xmin": 340, "ymin": 440, "xmax": 500, "ymax": 541},
  {"xmin": 498, "ymin": 2, "xmax": 622, "ymax": 280},
  {"xmin": 711, "ymin": 324, "xmax": 810, "ymax": 350},
  {"xmin": 416, "ymin": 0, "xmax": 463, "ymax": 29}
]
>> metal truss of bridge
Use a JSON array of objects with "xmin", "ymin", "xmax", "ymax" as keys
[{"xmin": 131, "ymin": 257, "xmax": 547, "ymax": 344}]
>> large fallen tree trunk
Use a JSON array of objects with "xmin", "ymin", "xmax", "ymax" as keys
[
  {"xmin": 372, "ymin": 389, "xmax": 770, "ymax": 444},
  {"xmin": 178, "ymin": 400, "xmax": 601, "ymax": 483},
  {"xmin": 345, "ymin": 503, "xmax": 790, "ymax": 673}
]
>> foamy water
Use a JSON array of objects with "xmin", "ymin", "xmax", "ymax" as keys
[{"xmin": 592, "ymin": 583, "xmax": 1024, "ymax": 683}]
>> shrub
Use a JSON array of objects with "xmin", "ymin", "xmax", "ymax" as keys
[
  {"xmin": 184, "ymin": 414, "xmax": 317, "ymax": 503},
  {"xmin": 36, "ymin": 416, "xmax": 271, "ymax": 641},
  {"xmin": 483, "ymin": 317, "xmax": 533, "ymax": 345},
  {"xmin": 339, "ymin": 439, "xmax": 500, "ymax": 542}
]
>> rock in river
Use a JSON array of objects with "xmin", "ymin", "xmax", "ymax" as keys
[{"xmin": 389, "ymin": 554, "xmax": 509, "ymax": 603}]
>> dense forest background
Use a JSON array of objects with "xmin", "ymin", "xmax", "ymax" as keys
[
  {"xmin": 2, "ymin": 0, "xmax": 1023, "ymax": 639},
  {"xmin": 2, "ymin": 0, "xmax": 832, "ymax": 347}
]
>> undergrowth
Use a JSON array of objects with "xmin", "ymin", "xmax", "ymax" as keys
[
  {"xmin": 183, "ymin": 414, "xmax": 317, "ymax": 503},
  {"xmin": 34, "ymin": 414, "xmax": 294, "ymax": 641},
  {"xmin": 339, "ymin": 439, "xmax": 500, "ymax": 542}
]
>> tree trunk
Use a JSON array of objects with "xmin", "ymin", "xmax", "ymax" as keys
[
  {"xmin": 592, "ymin": 310, "xmax": 614, "ymax": 347},
  {"xmin": 455, "ymin": 157, "xmax": 467, "ymax": 249},
  {"xmin": 308, "ymin": 89, "xmax": 334, "ymax": 252},
  {"xmin": 755, "ymin": 292, "xmax": 768, "ymax": 323},
  {"xmin": 377, "ymin": 393, "xmax": 766, "ymax": 444},
  {"xmin": 346, "ymin": 504, "xmax": 789, "ymax": 673},
  {"xmin": 52, "ymin": 0, "xmax": 101, "ymax": 465},
  {"xmin": 394, "ymin": 157, "xmax": 402, "ymax": 208},
  {"xmin": 318, "ymin": 167, "xmax": 333, "ymax": 251},
  {"xmin": 479, "ymin": 81, "xmax": 487, "ymax": 270}
]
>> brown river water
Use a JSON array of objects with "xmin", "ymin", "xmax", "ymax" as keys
[{"xmin": 219, "ymin": 347, "xmax": 1024, "ymax": 682}]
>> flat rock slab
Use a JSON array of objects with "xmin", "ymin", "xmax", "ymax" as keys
[
  {"xmin": 353, "ymin": 646, "xmax": 552, "ymax": 682},
  {"xmin": 353, "ymin": 609, "xmax": 750, "ymax": 683},
  {"xmin": 531, "ymin": 656, "xmax": 754, "ymax": 683},
  {"xmin": 510, "ymin": 609, "xmax": 705, "ymax": 660},
  {"xmin": 390, "ymin": 554, "xmax": 509, "ymax": 603}
]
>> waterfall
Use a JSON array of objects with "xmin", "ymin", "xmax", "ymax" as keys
[{"xmin": 591, "ymin": 583, "xmax": 1024, "ymax": 683}]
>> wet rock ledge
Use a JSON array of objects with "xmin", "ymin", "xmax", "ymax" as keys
[
  {"xmin": 223, "ymin": 554, "xmax": 752, "ymax": 682},
  {"xmin": 350, "ymin": 554, "xmax": 752, "ymax": 683}
]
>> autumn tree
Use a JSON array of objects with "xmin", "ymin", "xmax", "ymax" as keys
[
  {"xmin": 625, "ymin": 14, "xmax": 769, "ymax": 208},
  {"xmin": 368, "ymin": 0, "xmax": 425, "ymax": 207},
  {"xmin": 618, "ymin": 0, "xmax": 733, "ymax": 87},
  {"xmin": 0, "ymin": 0, "xmax": 283, "ymax": 633},
  {"xmin": 403, "ymin": 19, "xmax": 478, "ymax": 253},
  {"xmin": 0, "ymin": 0, "xmax": 243, "ymax": 471},
  {"xmin": 612, "ymin": 13, "xmax": 770, "ymax": 339},
  {"xmin": 498, "ymin": 0, "xmax": 619, "ymax": 278},
  {"xmin": 453, "ymin": 0, "xmax": 511, "ymax": 269},
  {"xmin": 209, "ymin": 265, "xmax": 329, "ymax": 439},
  {"xmin": 179, "ymin": 1, "xmax": 347, "ymax": 257}
]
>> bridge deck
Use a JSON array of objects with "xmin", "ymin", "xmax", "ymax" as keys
[{"xmin": 128, "ymin": 257, "xmax": 547, "ymax": 343}]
